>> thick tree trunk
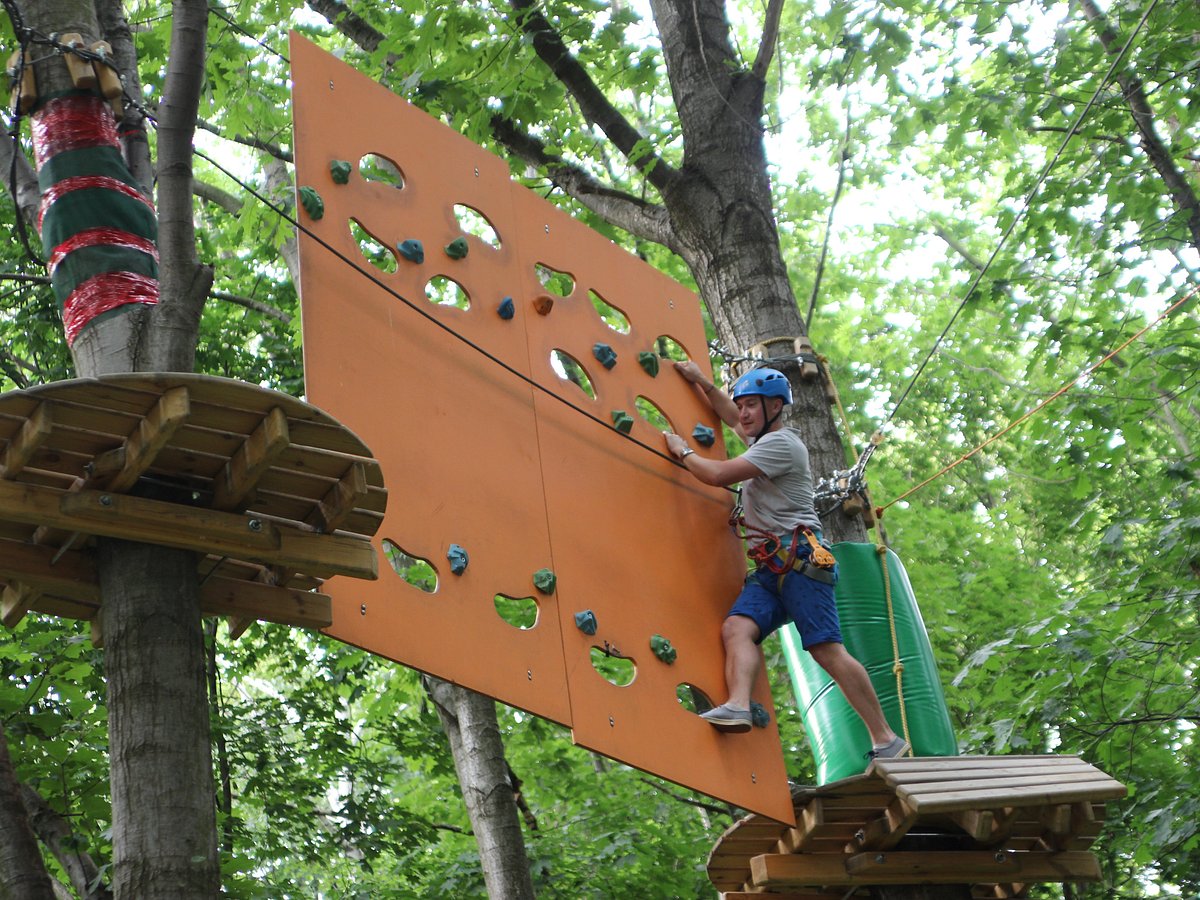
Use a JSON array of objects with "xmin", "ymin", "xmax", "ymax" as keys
[
  {"xmin": 16, "ymin": 3, "xmax": 220, "ymax": 897},
  {"xmin": 0, "ymin": 724, "xmax": 56, "ymax": 900},
  {"xmin": 425, "ymin": 678, "xmax": 536, "ymax": 900},
  {"xmin": 98, "ymin": 540, "xmax": 218, "ymax": 899},
  {"xmin": 647, "ymin": 0, "xmax": 866, "ymax": 543}
]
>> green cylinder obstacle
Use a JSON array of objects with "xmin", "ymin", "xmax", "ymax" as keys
[{"xmin": 782, "ymin": 542, "xmax": 957, "ymax": 784}]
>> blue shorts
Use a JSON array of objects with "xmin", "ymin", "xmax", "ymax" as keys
[{"xmin": 729, "ymin": 563, "xmax": 842, "ymax": 649}]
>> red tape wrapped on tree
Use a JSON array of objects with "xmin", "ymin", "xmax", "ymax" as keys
[{"xmin": 32, "ymin": 93, "xmax": 159, "ymax": 347}]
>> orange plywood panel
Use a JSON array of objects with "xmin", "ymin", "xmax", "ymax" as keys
[
  {"xmin": 292, "ymin": 36, "xmax": 570, "ymax": 724},
  {"xmin": 291, "ymin": 33, "xmax": 794, "ymax": 823}
]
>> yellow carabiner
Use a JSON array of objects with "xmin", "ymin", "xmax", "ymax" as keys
[{"xmin": 804, "ymin": 530, "xmax": 836, "ymax": 568}]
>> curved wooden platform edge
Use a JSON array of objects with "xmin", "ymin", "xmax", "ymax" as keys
[
  {"xmin": 0, "ymin": 374, "xmax": 385, "ymax": 638},
  {"xmin": 708, "ymin": 754, "xmax": 1126, "ymax": 898}
]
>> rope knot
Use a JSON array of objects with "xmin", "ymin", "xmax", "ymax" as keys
[{"xmin": 892, "ymin": 661, "xmax": 905, "ymax": 675}]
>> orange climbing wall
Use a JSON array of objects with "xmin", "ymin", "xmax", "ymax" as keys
[{"xmin": 291, "ymin": 34, "xmax": 794, "ymax": 824}]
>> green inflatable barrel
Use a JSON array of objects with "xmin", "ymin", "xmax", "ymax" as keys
[{"xmin": 782, "ymin": 542, "xmax": 956, "ymax": 784}]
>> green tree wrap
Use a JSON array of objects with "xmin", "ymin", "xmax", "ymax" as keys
[{"xmin": 783, "ymin": 542, "xmax": 957, "ymax": 784}]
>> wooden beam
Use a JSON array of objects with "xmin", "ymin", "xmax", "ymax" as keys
[
  {"xmin": 1, "ymin": 581, "xmax": 41, "ymax": 628},
  {"xmin": 844, "ymin": 850, "xmax": 1101, "ymax": 882},
  {"xmin": 1, "ymin": 401, "xmax": 54, "ymax": 479},
  {"xmin": 199, "ymin": 575, "xmax": 332, "ymax": 629},
  {"xmin": 0, "ymin": 480, "xmax": 376, "ymax": 580},
  {"xmin": 0, "ymin": 538, "xmax": 99, "ymax": 603},
  {"xmin": 751, "ymin": 850, "xmax": 1102, "ymax": 887},
  {"xmin": 212, "ymin": 406, "xmax": 290, "ymax": 511},
  {"xmin": 951, "ymin": 806, "xmax": 1018, "ymax": 845},
  {"xmin": 308, "ymin": 461, "xmax": 367, "ymax": 532},
  {"xmin": 853, "ymin": 798, "xmax": 920, "ymax": 851},
  {"xmin": 902, "ymin": 779, "xmax": 1126, "ymax": 814},
  {"xmin": 88, "ymin": 385, "xmax": 191, "ymax": 493}
]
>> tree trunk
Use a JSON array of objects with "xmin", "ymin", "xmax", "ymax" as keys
[
  {"xmin": 16, "ymin": 2, "xmax": 220, "ymax": 897},
  {"xmin": 98, "ymin": 540, "xmax": 218, "ymax": 898},
  {"xmin": 0, "ymin": 724, "xmax": 56, "ymax": 900},
  {"xmin": 424, "ymin": 678, "xmax": 536, "ymax": 899}
]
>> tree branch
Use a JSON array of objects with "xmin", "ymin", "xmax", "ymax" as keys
[
  {"xmin": 142, "ymin": 0, "xmax": 214, "ymax": 372},
  {"xmin": 212, "ymin": 290, "xmax": 292, "ymax": 325},
  {"xmin": 193, "ymin": 179, "xmax": 241, "ymax": 215},
  {"xmin": 806, "ymin": 100, "xmax": 851, "ymax": 329},
  {"xmin": 0, "ymin": 126, "xmax": 42, "ymax": 231},
  {"xmin": 636, "ymin": 777, "xmax": 735, "ymax": 818},
  {"xmin": 96, "ymin": 0, "xmax": 154, "ymax": 193},
  {"xmin": 750, "ymin": 0, "xmax": 785, "ymax": 81},
  {"xmin": 506, "ymin": 0, "xmax": 678, "ymax": 195},
  {"xmin": 20, "ymin": 783, "xmax": 112, "ymax": 900},
  {"xmin": 490, "ymin": 116, "xmax": 679, "ymax": 249},
  {"xmin": 194, "ymin": 117, "xmax": 293, "ymax": 164},
  {"xmin": 1079, "ymin": 0, "xmax": 1200, "ymax": 252}
]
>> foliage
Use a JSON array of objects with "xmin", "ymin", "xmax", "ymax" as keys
[{"xmin": 0, "ymin": 0, "xmax": 1197, "ymax": 896}]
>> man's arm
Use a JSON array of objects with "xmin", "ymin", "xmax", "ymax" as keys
[
  {"xmin": 662, "ymin": 431, "xmax": 763, "ymax": 487},
  {"xmin": 672, "ymin": 360, "xmax": 744, "ymax": 439}
]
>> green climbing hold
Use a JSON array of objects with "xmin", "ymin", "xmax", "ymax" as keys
[
  {"xmin": 593, "ymin": 343, "xmax": 617, "ymax": 370},
  {"xmin": 650, "ymin": 634, "xmax": 676, "ymax": 664},
  {"xmin": 298, "ymin": 186, "xmax": 324, "ymax": 220},
  {"xmin": 445, "ymin": 236, "xmax": 469, "ymax": 260},
  {"xmin": 574, "ymin": 610, "xmax": 598, "ymax": 635},
  {"xmin": 611, "ymin": 410, "xmax": 634, "ymax": 434},
  {"xmin": 637, "ymin": 351, "xmax": 660, "ymax": 377},
  {"xmin": 750, "ymin": 701, "xmax": 770, "ymax": 728},
  {"xmin": 447, "ymin": 543, "xmax": 469, "ymax": 575},
  {"xmin": 533, "ymin": 568, "xmax": 557, "ymax": 595},
  {"xmin": 330, "ymin": 159, "xmax": 352, "ymax": 184},
  {"xmin": 397, "ymin": 239, "xmax": 424, "ymax": 263},
  {"xmin": 692, "ymin": 424, "xmax": 716, "ymax": 447}
]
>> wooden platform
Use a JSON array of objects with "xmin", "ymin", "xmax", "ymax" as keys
[
  {"xmin": 708, "ymin": 755, "xmax": 1126, "ymax": 898},
  {"xmin": 0, "ymin": 374, "xmax": 385, "ymax": 636}
]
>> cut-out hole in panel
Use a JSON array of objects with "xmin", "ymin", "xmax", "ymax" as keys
[
  {"xmin": 382, "ymin": 539, "xmax": 438, "ymax": 593},
  {"xmin": 591, "ymin": 647, "xmax": 636, "ymax": 687},
  {"xmin": 676, "ymin": 683, "xmax": 715, "ymax": 714},
  {"xmin": 494, "ymin": 594, "xmax": 538, "ymax": 629},
  {"xmin": 549, "ymin": 350, "xmax": 596, "ymax": 399},
  {"xmin": 535, "ymin": 263, "xmax": 575, "ymax": 298},
  {"xmin": 425, "ymin": 276, "xmax": 471, "ymax": 310},
  {"xmin": 635, "ymin": 395, "xmax": 672, "ymax": 432},
  {"xmin": 454, "ymin": 204, "xmax": 501, "ymax": 249},
  {"xmin": 589, "ymin": 290, "xmax": 631, "ymax": 334},
  {"xmin": 654, "ymin": 335, "xmax": 689, "ymax": 363},
  {"xmin": 358, "ymin": 153, "xmax": 405, "ymax": 188},
  {"xmin": 349, "ymin": 219, "xmax": 398, "ymax": 273}
]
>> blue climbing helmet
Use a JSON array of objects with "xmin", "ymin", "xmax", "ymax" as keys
[{"xmin": 731, "ymin": 367, "xmax": 792, "ymax": 405}]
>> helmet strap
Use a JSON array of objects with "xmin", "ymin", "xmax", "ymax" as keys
[{"xmin": 755, "ymin": 398, "xmax": 783, "ymax": 442}]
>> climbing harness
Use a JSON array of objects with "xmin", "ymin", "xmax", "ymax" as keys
[{"xmin": 731, "ymin": 509, "xmax": 836, "ymax": 590}]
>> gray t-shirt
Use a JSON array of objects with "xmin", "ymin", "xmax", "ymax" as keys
[{"xmin": 740, "ymin": 428, "xmax": 821, "ymax": 537}]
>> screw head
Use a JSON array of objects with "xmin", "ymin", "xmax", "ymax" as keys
[
  {"xmin": 247, "ymin": 518, "xmax": 262, "ymax": 532},
  {"xmin": 360, "ymin": 604, "xmax": 367, "ymax": 615},
  {"xmin": 99, "ymin": 494, "xmax": 112, "ymax": 507}
]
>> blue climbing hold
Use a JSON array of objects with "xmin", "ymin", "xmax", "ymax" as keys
[
  {"xmin": 650, "ymin": 634, "xmax": 676, "ymax": 664},
  {"xmin": 692, "ymin": 424, "xmax": 716, "ymax": 447},
  {"xmin": 750, "ymin": 701, "xmax": 770, "ymax": 728},
  {"xmin": 397, "ymin": 239, "xmax": 425, "ymax": 263},
  {"xmin": 533, "ymin": 568, "xmax": 557, "ymax": 595},
  {"xmin": 593, "ymin": 343, "xmax": 617, "ymax": 370},
  {"xmin": 447, "ymin": 544, "xmax": 469, "ymax": 575},
  {"xmin": 574, "ymin": 610, "xmax": 598, "ymax": 635},
  {"xmin": 498, "ymin": 297, "xmax": 515, "ymax": 320},
  {"xmin": 637, "ymin": 351, "xmax": 660, "ymax": 377}
]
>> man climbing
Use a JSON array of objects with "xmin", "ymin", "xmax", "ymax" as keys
[{"xmin": 663, "ymin": 361, "xmax": 909, "ymax": 761}]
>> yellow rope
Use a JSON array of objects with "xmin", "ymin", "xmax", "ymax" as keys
[{"xmin": 877, "ymin": 543, "xmax": 912, "ymax": 755}]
